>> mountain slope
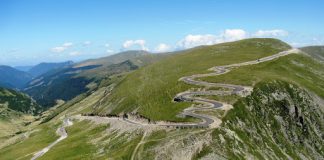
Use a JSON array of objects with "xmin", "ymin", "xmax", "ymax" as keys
[
  {"xmin": 1, "ymin": 38, "xmax": 324, "ymax": 160},
  {"xmin": 0, "ymin": 87, "xmax": 40, "ymax": 138},
  {"xmin": 27, "ymin": 61, "xmax": 73, "ymax": 77},
  {"xmin": 14, "ymin": 65, "xmax": 34, "ymax": 72},
  {"xmin": 74, "ymin": 50, "xmax": 151, "ymax": 68},
  {"xmin": 92, "ymin": 38, "xmax": 291, "ymax": 121},
  {"xmin": 300, "ymin": 46, "xmax": 324, "ymax": 62},
  {"xmin": 0, "ymin": 87, "xmax": 41, "ymax": 114},
  {"xmin": 24, "ymin": 51, "xmax": 165, "ymax": 108},
  {"xmin": 209, "ymin": 80, "xmax": 324, "ymax": 159},
  {"xmin": 0, "ymin": 65, "xmax": 32, "ymax": 89}
]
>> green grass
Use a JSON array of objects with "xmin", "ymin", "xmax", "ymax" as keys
[
  {"xmin": 198, "ymin": 94, "xmax": 241, "ymax": 105},
  {"xmin": 0, "ymin": 119, "xmax": 144, "ymax": 160},
  {"xmin": 94, "ymin": 38, "xmax": 291, "ymax": 121},
  {"xmin": 212, "ymin": 80, "xmax": 324, "ymax": 159},
  {"xmin": 201, "ymin": 54, "xmax": 324, "ymax": 98},
  {"xmin": 38, "ymin": 121, "xmax": 108, "ymax": 160},
  {"xmin": 300, "ymin": 46, "xmax": 324, "ymax": 62},
  {"xmin": 0, "ymin": 87, "xmax": 41, "ymax": 114},
  {"xmin": 0, "ymin": 123, "xmax": 58, "ymax": 160},
  {"xmin": 192, "ymin": 144, "xmax": 213, "ymax": 160}
]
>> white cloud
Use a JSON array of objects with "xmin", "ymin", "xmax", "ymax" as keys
[
  {"xmin": 222, "ymin": 29, "xmax": 247, "ymax": 41},
  {"xmin": 69, "ymin": 51, "xmax": 81, "ymax": 56},
  {"xmin": 176, "ymin": 29, "xmax": 247, "ymax": 49},
  {"xmin": 122, "ymin": 39, "xmax": 149, "ymax": 51},
  {"xmin": 103, "ymin": 43, "xmax": 115, "ymax": 54},
  {"xmin": 176, "ymin": 34, "xmax": 219, "ymax": 49},
  {"xmin": 154, "ymin": 43, "xmax": 172, "ymax": 53},
  {"xmin": 176, "ymin": 29, "xmax": 290, "ymax": 49},
  {"xmin": 51, "ymin": 46, "xmax": 66, "ymax": 53},
  {"xmin": 253, "ymin": 29, "xmax": 288, "ymax": 37},
  {"xmin": 106, "ymin": 49, "xmax": 114, "ymax": 54},
  {"xmin": 63, "ymin": 42, "xmax": 73, "ymax": 47},
  {"xmin": 51, "ymin": 42, "xmax": 73, "ymax": 53}
]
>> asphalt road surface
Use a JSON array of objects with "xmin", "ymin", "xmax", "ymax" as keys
[
  {"xmin": 82, "ymin": 49, "xmax": 300, "ymax": 129},
  {"xmin": 167, "ymin": 48, "xmax": 300, "ymax": 128}
]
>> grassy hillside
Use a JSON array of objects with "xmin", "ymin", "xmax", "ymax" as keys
[
  {"xmin": 0, "ymin": 87, "xmax": 40, "ymax": 138},
  {"xmin": 1, "ymin": 39, "xmax": 323, "ymax": 159},
  {"xmin": 200, "ymin": 54, "xmax": 324, "ymax": 99},
  {"xmin": 300, "ymin": 46, "xmax": 324, "ymax": 62},
  {"xmin": 209, "ymin": 80, "xmax": 324, "ymax": 159},
  {"xmin": 74, "ymin": 50, "xmax": 167, "ymax": 80},
  {"xmin": 0, "ymin": 88, "xmax": 41, "ymax": 114},
  {"xmin": 93, "ymin": 38, "xmax": 291, "ymax": 121}
]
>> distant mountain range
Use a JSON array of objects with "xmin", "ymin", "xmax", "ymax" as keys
[
  {"xmin": 0, "ymin": 65, "xmax": 33, "ymax": 89},
  {"xmin": 23, "ymin": 50, "xmax": 165, "ymax": 107},
  {"xmin": 15, "ymin": 61, "xmax": 74, "ymax": 77},
  {"xmin": 0, "ymin": 61, "xmax": 73, "ymax": 89},
  {"xmin": 0, "ymin": 51, "xmax": 165, "ymax": 108},
  {"xmin": 27, "ymin": 61, "xmax": 74, "ymax": 77},
  {"xmin": 14, "ymin": 65, "xmax": 34, "ymax": 72}
]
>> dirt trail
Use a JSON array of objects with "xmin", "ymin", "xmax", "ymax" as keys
[
  {"xmin": 31, "ymin": 118, "xmax": 73, "ymax": 160},
  {"xmin": 131, "ymin": 131, "xmax": 147, "ymax": 160}
]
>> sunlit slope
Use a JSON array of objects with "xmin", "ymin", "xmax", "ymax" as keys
[
  {"xmin": 300, "ymin": 46, "xmax": 324, "ymax": 62},
  {"xmin": 200, "ymin": 53, "xmax": 324, "ymax": 98},
  {"xmin": 208, "ymin": 80, "xmax": 324, "ymax": 159},
  {"xmin": 93, "ymin": 38, "xmax": 291, "ymax": 121},
  {"xmin": 0, "ymin": 87, "xmax": 40, "ymax": 138},
  {"xmin": 1, "ymin": 39, "xmax": 324, "ymax": 160},
  {"xmin": 24, "ymin": 51, "xmax": 166, "ymax": 108},
  {"xmin": 0, "ymin": 87, "xmax": 41, "ymax": 114}
]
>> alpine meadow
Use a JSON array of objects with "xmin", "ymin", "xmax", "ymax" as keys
[{"xmin": 0, "ymin": 1, "xmax": 323, "ymax": 160}]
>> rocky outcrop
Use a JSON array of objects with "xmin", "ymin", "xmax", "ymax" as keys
[{"xmin": 208, "ymin": 80, "xmax": 324, "ymax": 159}]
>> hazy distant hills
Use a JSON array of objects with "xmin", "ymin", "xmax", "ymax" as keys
[
  {"xmin": 0, "ymin": 61, "xmax": 73, "ymax": 89},
  {"xmin": 23, "ymin": 50, "xmax": 166, "ymax": 107},
  {"xmin": 27, "ymin": 61, "xmax": 73, "ymax": 77},
  {"xmin": 0, "ymin": 65, "xmax": 33, "ymax": 89},
  {"xmin": 300, "ymin": 46, "xmax": 324, "ymax": 62},
  {"xmin": 15, "ymin": 61, "xmax": 74, "ymax": 77},
  {"xmin": 0, "ymin": 51, "xmax": 165, "ymax": 108},
  {"xmin": 14, "ymin": 65, "xmax": 34, "ymax": 72}
]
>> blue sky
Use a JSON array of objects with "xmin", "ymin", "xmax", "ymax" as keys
[{"xmin": 1, "ymin": 0, "xmax": 324, "ymax": 66}]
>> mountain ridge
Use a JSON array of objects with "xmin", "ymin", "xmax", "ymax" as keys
[{"xmin": 0, "ymin": 65, "xmax": 33, "ymax": 89}]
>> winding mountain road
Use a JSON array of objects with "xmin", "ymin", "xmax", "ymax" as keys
[
  {"xmin": 162, "ymin": 48, "xmax": 300, "ymax": 128},
  {"xmin": 80, "ymin": 49, "xmax": 300, "ymax": 129},
  {"xmin": 31, "ymin": 118, "xmax": 73, "ymax": 160},
  {"xmin": 26, "ymin": 49, "xmax": 300, "ymax": 160}
]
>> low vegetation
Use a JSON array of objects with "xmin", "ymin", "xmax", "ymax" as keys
[
  {"xmin": 93, "ymin": 38, "xmax": 291, "ymax": 121},
  {"xmin": 1, "ymin": 39, "xmax": 323, "ymax": 159},
  {"xmin": 0, "ymin": 87, "xmax": 41, "ymax": 114},
  {"xmin": 201, "ymin": 54, "xmax": 324, "ymax": 98},
  {"xmin": 208, "ymin": 80, "xmax": 324, "ymax": 159},
  {"xmin": 300, "ymin": 46, "xmax": 324, "ymax": 62}
]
